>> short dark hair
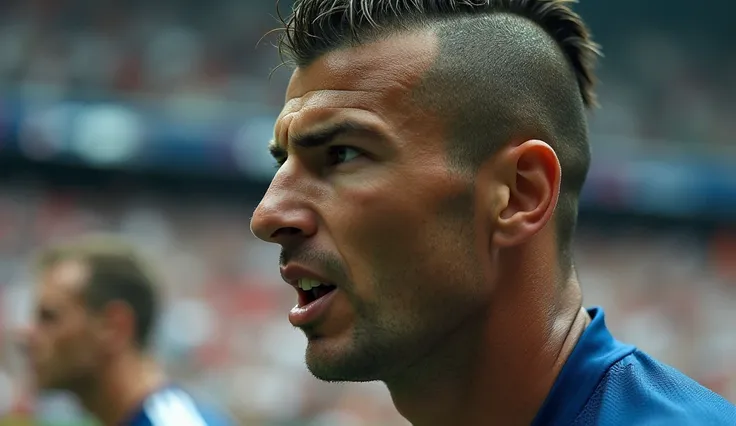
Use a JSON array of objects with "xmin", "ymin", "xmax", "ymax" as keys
[
  {"xmin": 36, "ymin": 235, "xmax": 159, "ymax": 348},
  {"xmin": 276, "ymin": 0, "xmax": 600, "ymax": 270}
]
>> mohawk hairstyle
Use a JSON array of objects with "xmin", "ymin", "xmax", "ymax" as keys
[
  {"xmin": 275, "ymin": 0, "xmax": 601, "ymax": 271},
  {"xmin": 278, "ymin": 0, "xmax": 601, "ymax": 107}
]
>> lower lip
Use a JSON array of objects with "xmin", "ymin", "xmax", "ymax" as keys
[{"xmin": 288, "ymin": 289, "xmax": 338, "ymax": 327}]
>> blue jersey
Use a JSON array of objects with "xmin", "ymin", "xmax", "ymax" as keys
[
  {"xmin": 533, "ymin": 307, "xmax": 736, "ymax": 425},
  {"xmin": 122, "ymin": 386, "xmax": 233, "ymax": 426}
]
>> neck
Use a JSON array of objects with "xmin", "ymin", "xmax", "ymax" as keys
[
  {"xmin": 385, "ymin": 247, "xmax": 590, "ymax": 426},
  {"xmin": 78, "ymin": 352, "xmax": 166, "ymax": 426}
]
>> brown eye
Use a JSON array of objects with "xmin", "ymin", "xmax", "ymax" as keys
[{"xmin": 327, "ymin": 146, "xmax": 362, "ymax": 166}]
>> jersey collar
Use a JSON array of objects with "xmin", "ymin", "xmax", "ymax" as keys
[{"xmin": 532, "ymin": 307, "xmax": 636, "ymax": 425}]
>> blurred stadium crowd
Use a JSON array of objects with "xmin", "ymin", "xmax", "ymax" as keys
[
  {"xmin": 0, "ymin": 0, "xmax": 734, "ymax": 148},
  {"xmin": 0, "ymin": 174, "xmax": 733, "ymax": 426},
  {"xmin": 0, "ymin": 0, "xmax": 733, "ymax": 425}
]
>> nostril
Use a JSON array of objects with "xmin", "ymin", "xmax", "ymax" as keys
[
  {"xmin": 271, "ymin": 226, "xmax": 303, "ymax": 239},
  {"xmin": 251, "ymin": 206, "xmax": 318, "ymax": 243}
]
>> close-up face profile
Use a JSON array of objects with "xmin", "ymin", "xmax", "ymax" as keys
[
  {"xmin": 250, "ymin": 32, "xmax": 497, "ymax": 382},
  {"xmin": 24, "ymin": 260, "xmax": 104, "ymax": 391}
]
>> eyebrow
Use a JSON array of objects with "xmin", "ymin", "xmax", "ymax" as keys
[{"xmin": 268, "ymin": 121, "xmax": 377, "ymax": 161}]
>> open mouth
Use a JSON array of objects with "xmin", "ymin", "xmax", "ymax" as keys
[{"xmin": 296, "ymin": 278, "xmax": 337, "ymax": 307}]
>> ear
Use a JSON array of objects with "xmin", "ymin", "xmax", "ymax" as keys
[
  {"xmin": 97, "ymin": 301, "xmax": 136, "ymax": 352},
  {"xmin": 492, "ymin": 139, "xmax": 561, "ymax": 248}
]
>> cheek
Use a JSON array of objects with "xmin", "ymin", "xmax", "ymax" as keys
[
  {"xmin": 54, "ymin": 324, "xmax": 95, "ymax": 361},
  {"xmin": 47, "ymin": 332, "xmax": 75, "ymax": 362},
  {"xmin": 335, "ymin": 190, "xmax": 426, "ymax": 299},
  {"xmin": 38, "ymin": 328, "xmax": 62, "ymax": 353},
  {"xmin": 335, "ymin": 188, "xmax": 480, "ymax": 308}
]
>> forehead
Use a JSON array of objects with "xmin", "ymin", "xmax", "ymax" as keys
[
  {"xmin": 38, "ymin": 259, "xmax": 89, "ymax": 304},
  {"xmin": 279, "ymin": 30, "xmax": 439, "ymax": 136}
]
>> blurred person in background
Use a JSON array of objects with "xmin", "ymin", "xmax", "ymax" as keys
[
  {"xmin": 250, "ymin": 0, "xmax": 736, "ymax": 425},
  {"xmin": 21, "ymin": 234, "xmax": 233, "ymax": 426}
]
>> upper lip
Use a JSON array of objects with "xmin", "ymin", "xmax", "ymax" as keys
[{"xmin": 279, "ymin": 264, "xmax": 335, "ymax": 288}]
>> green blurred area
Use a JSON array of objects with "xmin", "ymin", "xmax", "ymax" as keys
[{"xmin": 0, "ymin": 417, "xmax": 99, "ymax": 426}]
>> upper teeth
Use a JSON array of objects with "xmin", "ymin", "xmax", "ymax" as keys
[{"xmin": 298, "ymin": 278, "xmax": 325, "ymax": 291}]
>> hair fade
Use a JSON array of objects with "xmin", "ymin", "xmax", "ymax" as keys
[{"xmin": 277, "ymin": 0, "xmax": 601, "ymax": 107}]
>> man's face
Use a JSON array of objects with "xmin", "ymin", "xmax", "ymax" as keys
[
  {"xmin": 251, "ymin": 31, "xmax": 497, "ymax": 382},
  {"xmin": 25, "ymin": 260, "xmax": 104, "ymax": 391}
]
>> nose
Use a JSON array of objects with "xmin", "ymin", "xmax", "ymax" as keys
[{"xmin": 250, "ymin": 185, "xmax": 318, "ymax": 246}]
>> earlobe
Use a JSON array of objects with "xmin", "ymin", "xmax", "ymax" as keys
[{"xmin": 492, "ymin": 140, "xmax": 561, "ymax": 248}]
